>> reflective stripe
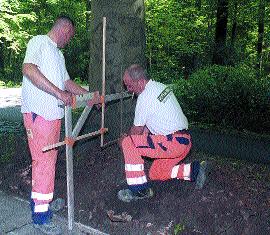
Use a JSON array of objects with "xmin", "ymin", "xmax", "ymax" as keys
[
  {"xmin": 171, "ymin": 165, "xmax": 180, "ymax": 178},
  {"xmin": 31, "ymin": 192, "xmax": 53, "ymax": 201},
  {"xmin": 183, "ymin": 164, "xmax": 191, "ymax": 180},
  {"xmin": 125, "ymin": 164, "xmax": 144, "ymax": 172},
  {"xmin": 127, "ymin": 176, "xmax": 147, "ymax": 185},
  {"xmin": 34, "ymin": 203, "xmax": 49, "ymax": 213}
]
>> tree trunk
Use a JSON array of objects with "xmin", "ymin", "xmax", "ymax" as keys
[
  {"xmin": 257, "ymin": 0, "xmax": 265, "ymax": 71},
  {"xmin": 230, "ymin": 1, "xmax": 238, "ymax": 48},
  {"xmin": 89, "ymin": 0, "xmax": 146, "ymax": 93},
  {"xmin": 195, "ymin": 0, "xmax": 201, "ymax": 10},
  {"xmin": 212, "ymin": 0, "xmax": 229, "ymax": 65},
  {"xmin": 88, "ymin": 0, "xmax": 146, "ymax": 142}
]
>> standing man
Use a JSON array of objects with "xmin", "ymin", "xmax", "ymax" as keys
[
  {"xmin": 118, "ymin": 64, "xmax": 208, "ymax": 202},
  {"xmin": 21, "ymin": 16, "xmax": 97, "ymax": 234}
]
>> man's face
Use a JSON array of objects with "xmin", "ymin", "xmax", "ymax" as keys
[
  {"xmin": 123, "ymin": 72, "xmax": 140, "ymax": 94},
  {"xmin": 58, "ymin": 25, "xmax": 75, "ymax": 48}
]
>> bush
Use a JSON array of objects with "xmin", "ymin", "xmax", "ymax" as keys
[{"xmin": 174, "ymin": 64, "xmax": 270, "ymax": 133}]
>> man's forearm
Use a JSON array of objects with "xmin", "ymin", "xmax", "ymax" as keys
[
  {"xmin": 65, "ymin": 79, "xmax": 88, "ymax": 95},
  {"xmin": 22, "ymin": 63, "xmax": 62, "ymax": 99}
]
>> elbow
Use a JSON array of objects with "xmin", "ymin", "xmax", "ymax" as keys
[
  {"xmin": 22, "ymin": 63, "xmax": 35, "ymax": 77},
  {"xmin": 22, "ymin": 64, "xmax": 29, "ymax": 77}
]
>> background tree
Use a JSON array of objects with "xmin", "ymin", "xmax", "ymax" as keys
[
  {"xmin": 212, "ymin": 0, "xmax": 229, "ymax": 65},
  {"xmin": 257, "ymin": 0, "xmax": 266, "ymax": 73}
]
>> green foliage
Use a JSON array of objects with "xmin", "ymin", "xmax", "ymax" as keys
[
  {"xmin": 0, "ymin": 0, "xmax": 90, "ymax": 85},
  {"xmin": 174, "ymin": 65, "xmax": 270, "ymax": 133},
  {"xmin": 174, "ymin": 223, "xmax": 185, "ymax": 235},
  {"xmin": 145, "ymin": 0, "xmax": 216, "ymax": 83}
]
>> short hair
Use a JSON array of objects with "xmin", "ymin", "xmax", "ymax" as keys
[
  {"xmin": 126, "ymin": 64, "xmax": 149, "ymax": 81},
  {"xmin": 54, "ymin": 15, "xmax": 75, "ymax": 28}
]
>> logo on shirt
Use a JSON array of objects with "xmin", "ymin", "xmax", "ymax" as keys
[{"xmin": 157, "ymin": 86, "xmax": 173, "ymax": 103}]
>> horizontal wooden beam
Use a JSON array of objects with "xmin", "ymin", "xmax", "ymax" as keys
[{"xmin": 42, "ymin": 128, "xmax": 108, "ymax": 152}]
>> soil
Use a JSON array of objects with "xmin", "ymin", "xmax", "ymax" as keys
[{"xmin": 0, "ymin": 123, "xmax": 270, "ymax": 235}]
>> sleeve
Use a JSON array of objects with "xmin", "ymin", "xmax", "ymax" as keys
[
  {"xmin": 133, "ymin": 94, "xmax": 149, "ymax": 126},
  {"xmin": 23, "ymin": 37, "xmax": 42, "ymax": 66}
]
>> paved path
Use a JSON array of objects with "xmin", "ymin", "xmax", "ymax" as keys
[{"xmin": 0, "ymin": 191, "xmax": 107, "ymax": 235}]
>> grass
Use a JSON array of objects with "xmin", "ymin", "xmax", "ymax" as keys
[{"xmin": 0, "ymin": 133, "xmax": 16, "ymax": 164}]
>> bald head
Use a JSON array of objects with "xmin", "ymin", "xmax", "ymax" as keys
[
  {"xmin": 48, "ymin": 16, "xmax": 75, "ymax": 48},
  {"xmin": 52, "ymin": 16, "xmax": 75, "ymax": 30},
  {"xmin": 123, "ymin": 64, "xmax": 149, "ymax": 95},
  {"xmin": 125, "ymin": 64, "xmax": 149, "ymax": 81}
]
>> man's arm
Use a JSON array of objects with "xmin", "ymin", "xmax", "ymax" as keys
[
  {"xmin": 22, "ymin": 63, "xmax": 72, "ymax": 105},
  {"xmin": 119, "ymin": 125, "xmax": 150, "ymax": 146},
  {"xmin": 64, "ymin": 79, "xmax": 88, "ymax": 95},
  {"xmin": 128, "ymin": 125, "xmax": 149, "ymax": 135}
]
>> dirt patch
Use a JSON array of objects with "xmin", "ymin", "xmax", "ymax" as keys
[{"xmin": 1, "ymin": 129, "xmax": 270, "ymax": 235}]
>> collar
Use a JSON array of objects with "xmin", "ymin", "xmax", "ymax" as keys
[
  {"xmin": 139, "ymin": 79, "xmax": 153, "ymax": 96},
  {"xmin": 46, "ymin": 35, "xmax": 57, "ymax": 48}
]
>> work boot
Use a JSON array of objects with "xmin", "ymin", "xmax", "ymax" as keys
[
  {"xmin": 196, "ymin": 161, "xmax": 209, "ymax": 189},
  {"xmin": 49, "ymin": 198, "xmax": 65, "ymax": 212},
  {"xmin": 118, "ymin": 188, "xmax": 154, "ymax": 202},
  {"xmin": 33, "ymin": 220, "xmax": 62, "ymax": 235}
]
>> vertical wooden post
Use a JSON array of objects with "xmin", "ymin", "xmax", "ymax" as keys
[
  {"xmin": 65, "ymin": 106, "xmax": 74, "ymax": 230},
  {"xmin": 100, "ymin": 16, "xmax": 106, "ymax": 147}
]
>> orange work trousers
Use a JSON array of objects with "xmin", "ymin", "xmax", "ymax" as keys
[
  {"xmin": 121, "ymin": 131, "xmax": 192, "ymax": 191},
  {"xmin": 23, "ymin": 113, "xmax": 61, "ymax": 213}
]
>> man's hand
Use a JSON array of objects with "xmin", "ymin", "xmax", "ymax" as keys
[
  {"xmin": 87, "ymin": 91, "xmax": 102, "ymax": 108},
  {"xmin": 58, "ymin": 90, "xmax": 73, "ymax": 106}
]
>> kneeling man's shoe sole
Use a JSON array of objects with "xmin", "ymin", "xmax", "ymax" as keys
[
  {"xmin": 195, "ymin": 161, "xmax": 209, "ymax": 189},
  {"xmin": 33, "ymin": 221, "xmax": 62, "ymax": 235},
  {"xmin": 118, "ymin": 188, "xmax": 154, "ymax": 202}
]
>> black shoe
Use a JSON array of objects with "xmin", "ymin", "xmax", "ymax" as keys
[
  {"xmin": 118, "ymin": 188, "xmax": 154, "ymax": 202},
  {"xmin": 49, "ymin": 198, "xmax": 65, "ymax": 212},
  {"xmin": 196, "ymin": 161, "xmax": 208, "ymax": 189},
  {"xmin": 190, "ymin": 160, "xmax": 200, "ymax": 182}
]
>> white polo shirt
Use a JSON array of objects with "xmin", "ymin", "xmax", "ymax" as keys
[
  {"xmin": 134, "ymin": 80, "xmax": 188, "ymax": 135},
  {"xmin": 21, "ymin": 35, "xmax": 70, "ymax": 120}
]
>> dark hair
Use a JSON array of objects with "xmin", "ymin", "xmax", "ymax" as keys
[{"xmin": 56, "ymin": 15, "xmax": 75, "ymax": 27}]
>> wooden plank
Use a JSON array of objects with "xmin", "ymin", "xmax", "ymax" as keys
[
  {"xmin": 42, "ymin": 128, "xmax": 108, "ymax": 152},
  {"xmin": 101, "ymin": 17, "xmax": 106, "ymax": 147},
  {"xmin": 65, "ymin": 106, "xmax": 74, "ymax": 231}
]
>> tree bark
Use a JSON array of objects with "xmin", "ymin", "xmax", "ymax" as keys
[
  {"xmin": 88, "ymin": 0, "xmax": 146, "ymax": 142},
  {"xmin": 212, "ymin": 0, "xmax": 229, "ymax": 65},
  {"xmin": 89, "ymin": 0, "xmax": 146, "ymax": 93}
]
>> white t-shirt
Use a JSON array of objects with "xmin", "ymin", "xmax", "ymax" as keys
[
  {"xmin": 134, "ymin": 80, "xmax": 188, "ymax": 135},
  {"xmin": 21, "ymin": 35, "xmax": 70, "ymax": 120}
]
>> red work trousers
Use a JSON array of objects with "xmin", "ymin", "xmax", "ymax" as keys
[
  {"xmin": 121, "ymin": 132, "xmax": 192, "ymax": 188},
  {"xmin": 23, "ymin": 113, "xmax": 61, "ymax": 213}
]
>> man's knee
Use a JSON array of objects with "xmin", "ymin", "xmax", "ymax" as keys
[
  {"xmin": 149, "ymin": 168, "xmax": 168, "ymax": 181},
  {"xmin": 121, "ymin": 136, "xmax": 132, "ymax": 148}
]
